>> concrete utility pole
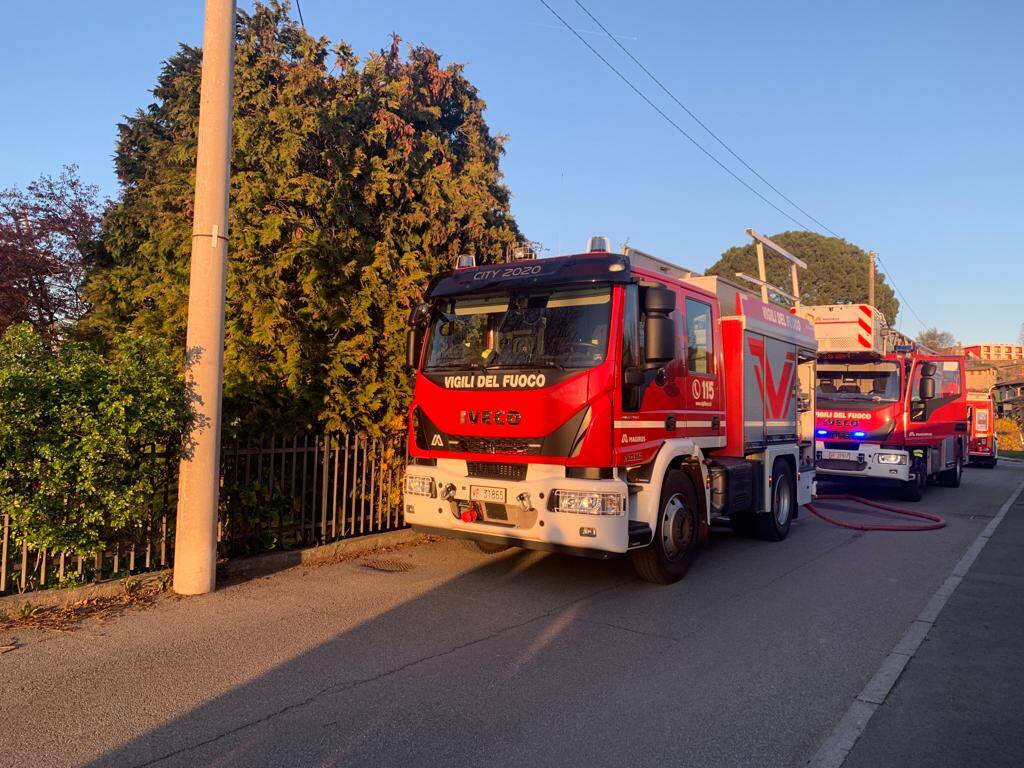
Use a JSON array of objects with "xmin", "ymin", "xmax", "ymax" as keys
[
  {"xmin": 868, "ymin": 251, "xmax": 876, "ymax": 308},
  {"xmin": 173, "ymin": 0, "xmax": 237, "ymax": 596}
]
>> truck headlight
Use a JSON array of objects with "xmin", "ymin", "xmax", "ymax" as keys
[
  {"xmin": 405, "ymin": 474, "xmax": 435, "ymax": 497},
  {"xmin": 554, "ymin": 490, "xmax": 624, "ymax": 515},
  {"xmin": 876, "ymin": 453, "xmax": 906, "ymax": 465}
]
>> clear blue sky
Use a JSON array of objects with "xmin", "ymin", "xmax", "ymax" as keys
[{"xmin": 1, "ymin": 1, "xmax": 1021, "ymax": 343}]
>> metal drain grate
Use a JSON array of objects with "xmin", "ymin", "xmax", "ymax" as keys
[{"xmin": 360, "ymin": 558, "xmax": 414, "ymax": 573}]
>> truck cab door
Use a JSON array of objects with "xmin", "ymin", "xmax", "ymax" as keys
[
  {"xmin": 681, "ymin": 294, "xmax": 724, "ymax": 436},
  {"xmin": 909, "ymin": 357, "xmax": 967, "ymax": 425},
  {"xmin": 615, "ymin": 283, "xmax": 685, "ymax": 464}
]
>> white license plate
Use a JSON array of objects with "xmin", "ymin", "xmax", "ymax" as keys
[
  {"xmin": 824, "ymin": 449, "xmax": 857, "ymax": 461},
  {"xmin": 470, "ymin": 485, "xmax": 506, "ymax": 503}
]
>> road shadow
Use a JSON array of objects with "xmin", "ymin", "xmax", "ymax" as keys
[{"xmin": 81, "ymin": 521, "xmax": 786, "ymax": 768}]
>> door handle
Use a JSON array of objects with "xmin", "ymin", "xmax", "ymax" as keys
[{"xmin": 665, "ymin": 415, "xmax": 677, "ymax": 431}]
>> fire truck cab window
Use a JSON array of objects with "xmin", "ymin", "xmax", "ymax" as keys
[
  {"xmin": 940, "ymin": 362, "xmax": 962, "ymax": 397},
  {"xmin": 685, "ymin": 298, "xmax": 713, "ymax": 374},
  {"xmin": 423, "ymin": 286, "xmax": 612, "ymax": 372},
  {"xmin": 621, "ymin": 284, "xmax": 640, "ymax": 369},
  {"xmin": 817, "ymin": 361, "xmax": 900, "ymax": 402}
]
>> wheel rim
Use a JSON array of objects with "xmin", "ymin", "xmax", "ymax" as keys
[
  {"xmin": 774, "ymin": 476, "xmax": 792, "ymax": 526},
  {"xmin": 660, "ymin": 493, "xmax": 693, "ymax": 561}
]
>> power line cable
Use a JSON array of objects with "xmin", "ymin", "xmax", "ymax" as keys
[
  {"xmin": 544, "ymin": 0, "xmax": 929, "ymax": 330},
  {"xmin": 536, "ymin": 0, "xmax": 815, "ymax": 233},
  {"xmin": 574, "ymin": 0, "xmax": 838, "ymax": 238},
  {"xmin": 294, "ymin": 0, "xmax": 306, "ymax": 27},
  {"xmin": 871, "ymin": 252, "xmax": 928, "ymax": 330}
]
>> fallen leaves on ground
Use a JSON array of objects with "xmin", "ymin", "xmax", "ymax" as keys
[{"xmin": 0, "ymin": 578, "xmax": 172, "ymax": 633}]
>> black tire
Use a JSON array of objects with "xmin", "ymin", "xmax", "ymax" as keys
[
  {"xmin": 754, "ymin": 459, "xmax": 795, "ymax": 541},
  {"xmin": 460, "ymin": 539, "xmax": 510, "ymax": 555},
  {"xmin": 631, "ymin": 470, "xmax": 700, "ymax": 585},
  {"xmin": 939, "ymin": 452, "xmax": 963, "ymax": 488},
  {"xmin": 991, "ymin": 457, "xmax": 998, "ymax": 469},
  {"xmin": 901, "ymin": 458, "xmax": 927, "ymax": 502}
]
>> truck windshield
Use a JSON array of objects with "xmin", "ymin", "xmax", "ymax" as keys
[
  {"xmin": 817, "ymin": 361, "xmax": 900, "ymax": 402},
  {"xmin": 423, "ymin": 286, "xmax": 611, "ymax": 371}
]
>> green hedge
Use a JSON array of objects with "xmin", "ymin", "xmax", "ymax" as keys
[{"xmin": 0, "ymin": 324, "xmax": 196, "ymax": 555}]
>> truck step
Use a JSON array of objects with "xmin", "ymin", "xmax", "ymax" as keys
[{"xmin": 628, "ymin": 521, "xmax": 653, "ymax": 548}]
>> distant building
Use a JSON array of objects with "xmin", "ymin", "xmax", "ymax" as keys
[
  {"xmin": 961, "ymin": 344, "xmax": 1024, "ymax": 361},
  {"xmin": 996, "ymin": 379, "xmax": 1024, "ymax": 419}
]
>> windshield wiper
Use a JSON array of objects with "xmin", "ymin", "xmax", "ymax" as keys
[{"xmin": 426, "ymin": 362, "xmax": 487, "ymax": 372}]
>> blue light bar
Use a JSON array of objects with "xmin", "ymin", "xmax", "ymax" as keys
[
  {"xmin": 816, "ymin": 429, "xmax": 828, "ymax": 437},
  {"xmin": 853, "ymin": 430, "xmax": 866, "ymax": 438}
]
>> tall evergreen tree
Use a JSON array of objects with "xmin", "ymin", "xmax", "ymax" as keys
[
  {"xmin": 80, "ymin": 1, "xmax": 520, "ymax": 435},
  {"xmin": 706, "ymin": 231, "xmax": 899, "ymax": 324}
]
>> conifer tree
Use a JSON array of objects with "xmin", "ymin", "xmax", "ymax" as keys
[
  {"xmin": 706, "ymin": 231, "xmax": 899, "ymax": 323},
  {"xmin": 81, "ymin": 1, "xmax": 520, "ymax": 435}
]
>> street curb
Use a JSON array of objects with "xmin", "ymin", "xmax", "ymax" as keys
[
  {"xmin": 221, "ymin": 528, "xmax": 425, "ymax": 580},
  {"xmin": 0, "ymin": 568, "xmax": 172, "ymax": 611},
  {"xmin": 0, "ymin": 529, "xmax": 424, "ymax": 611},
  {"xmin": 808, "ymin": 476, "xmax": 1024, "ymax": 768}
]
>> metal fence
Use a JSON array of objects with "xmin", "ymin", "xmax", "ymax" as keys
[{"xmin": 0, "ymin": 432, "xmax": 406, "ymax": 596}]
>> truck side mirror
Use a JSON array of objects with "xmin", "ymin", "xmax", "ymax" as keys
[
  {"xmin": 406, "ymin": 328, "xmax": 422, "ymax": 369},
  {"xmin": 643, "ymin": 286, "xmax": 676, "ymax": 314},
  {"xmin": 643, "ymin": 287, "xmax": 676, "ymax": 367},
  {"xmin": 406, "ymin": 302, "xmax": 431, "ymax": 370},
  {"xmin": 919, "ymin": 375, "xmax": 936, "ymax": 401},
  {"xmin": 623, "ymin": 367, "xmax": 644, "ymax": 387},
  {"xmin": 645, "ymin": 315, "xmax": 675, "ymax": 366}
]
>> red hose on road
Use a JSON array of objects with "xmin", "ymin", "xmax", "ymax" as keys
[{"xmin": 805, "ymin": 493, "xmax": 946, "ymax": 532}]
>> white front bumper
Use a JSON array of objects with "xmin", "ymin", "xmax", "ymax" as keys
[
  {"xmin": 815, "ymin": 441, "xmax": 911, "ymax": 482},
  {"xmin": 403, "ymin": 459, "xmax": 629, "ymax": 554}
]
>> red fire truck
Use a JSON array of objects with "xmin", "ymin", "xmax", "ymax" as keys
[
  {"xmin": 967, "ymin": 391, "xmax": 998, "ymax": 467},
  {"xmin": 796, "ymin": 304, "xmax": 968, "ymax": 501},
  {"xmin": 403, "ymin": 237, "xmax": 818, "ymax": 584}
]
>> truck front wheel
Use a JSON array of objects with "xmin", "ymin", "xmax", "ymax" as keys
[
  {"xmin": 460, "ymin": 539, "xmax": 511, "ymax": 555},
  {"xmin": 901, "ymin": 458, "xmax": 927, "ymax": 502},
  {"xmin": 939, "ymin": 452, "xmax": 963, "ymax": 488},
  {"xmin": 631, "ymin": 470, "xmax": 700, "ymax": 585}
]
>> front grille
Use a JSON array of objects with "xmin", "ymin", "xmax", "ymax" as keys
[
  {"xmin": 452, "ymin": 436, "xmax": 542, "ymax": 456},
  {"xmin": 818, "ymin": 458, "xmax": 867, "ymax": 472},
  {"xmin": 466, "ymin": 461, "xmax": 528, "ymax": 481}
]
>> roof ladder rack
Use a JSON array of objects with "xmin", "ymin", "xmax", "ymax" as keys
[{"xmin": 735, "ymin": 228, "xmax": 807, "ymax": 307}]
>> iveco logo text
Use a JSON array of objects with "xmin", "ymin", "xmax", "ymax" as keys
[{"xmin": 459, "ymin": 409, "xmax": 522, "ymax": 426}]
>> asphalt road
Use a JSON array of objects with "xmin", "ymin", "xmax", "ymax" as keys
[
  {"xmin": 844, "ymin": 476, "xmax": 1024, "ymax": 768},
  {"xmin": 2, "ymin": 463, "xmax": 1021, "ymax": 768}
]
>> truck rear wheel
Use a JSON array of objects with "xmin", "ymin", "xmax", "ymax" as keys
[
  {"xmin": 901, "ymin": 458, "xmax": 927, "ymax": 502},
  {"xmin": 754, "ymin": 459, "xmax": 794, "ymax": 542},
  {"xmin": 631, "ymin": 470, "xmax": 700, "ymax": 585}
]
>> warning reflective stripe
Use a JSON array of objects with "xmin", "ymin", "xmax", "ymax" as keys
[{"xmin": 744, "ymin": 420, "xmax": 794, "ymax": 427}]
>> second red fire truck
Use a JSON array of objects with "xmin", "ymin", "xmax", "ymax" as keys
[
  {"xmin": 796, "ymin": 304, "xmax": 968, "ymax": 501},
  {"xmin": 403, "ymin": 236, "xmax": 818, "ymax": 584},
  {"xmin": 967, "ymin": 391, "xmax": 998, "ymax": 467}
]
